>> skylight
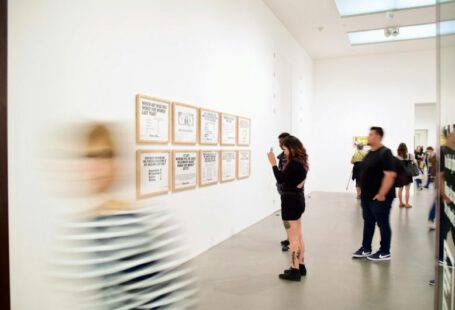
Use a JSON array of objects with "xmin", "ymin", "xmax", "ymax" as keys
[
  {"xmin": 348, "ymin": 20, "xmax": 455, "ymax": 45},
  {"xmin": 335, "ymin": 0, "xmax": 452, "ymax": 17}
]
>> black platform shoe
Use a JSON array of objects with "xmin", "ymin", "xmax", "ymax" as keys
[
  {"xmin": 284, "ymin": 264, "xmax": 307, "ymax": 276},
  {"xmin": 279, "ymin": 268, "xmax": 301, "ymax": 282}
]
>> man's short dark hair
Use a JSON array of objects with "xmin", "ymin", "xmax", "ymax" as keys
[
  {"xmin": 370, "ymin": 127, "xmax": 384, "ymax": 138},
  {"xmin": 278, "ymin": 132, "xmax": 291, "ymax": 139}
]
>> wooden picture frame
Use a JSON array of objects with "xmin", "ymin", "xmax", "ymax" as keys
[
  {"xmin": 220, "ymin": 113, "xmax": 237, "ymax": 146},
  {"xmin": 136, "ymin": 150, "xmax": 170, "ymax": 199},
  {"xmin": 172, "ymin": 102, "xmax": 198, "ymax": 145},
  {"xmin": 221, "ymin": 150, "xmax": 237, "ymax": 183},
  {"xmin": 172, "ymin": 150, "xmax": 198, "ymax": 192},
  {"xmin": 199, "ymin": 108, "xmax": 220, "ymax": 145},
  {"xmin": 237, "ymin": 150, "xmax": 251, "ymax": 179},
  {"xmin": 199, "ymin": 150, "xmax": 220, "ymax": 187},
  {"xmin": 237, "ymin": 117, "xmax": 251, "ymax": 146},
  {"xmin": 136, "ymin": 94, "xmax": 171, "ymax": 144}
]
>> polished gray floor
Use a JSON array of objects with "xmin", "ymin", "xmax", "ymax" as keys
[{"xmin": 191, "ymin": 190, "xmax": 437, "ymax": 310}]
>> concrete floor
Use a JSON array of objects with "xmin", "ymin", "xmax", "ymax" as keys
[{"xmin": 191, "ymin": 191, "xmax": 437, "ymax": 310}]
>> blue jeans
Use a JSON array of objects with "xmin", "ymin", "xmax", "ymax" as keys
[
  {"xmin": 361, "ymin": 198, "xmax": 393, "ymax": 254},
  {"xmin": 429, "ymin": 201, "xmax": 436, "ymax": 222},
  {"xmin": 425, "ymin": 167, "xmax": 432, "ymax": 188},
  {"xmin": 415, "ymin": 178, "xmax": 422, "ymax": 188}
]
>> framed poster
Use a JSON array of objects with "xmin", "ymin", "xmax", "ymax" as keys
[
  {"xmin": 237, "ymin": 117, "xmax": 251, "ymax": 146},
  {"xmin": 172, "ymin": 150, "xmax": 198, "ymax": 191},
  {"xmin": 220, "ymin": 113, "xmax": 237, "ymax": 146},
  {"xmin": 237, "ymin": 150, "xmax": 251, "ymax": 179},
  {"xmin": 136, "ymin": 95, "xmax": 170, "ymax": 144},
  {"xmin": 136, "ymin": 150, "xmax": 170, "ymax": 199},
  {"xmin": 199, "ymin": 150, "xmax": 220, "ymax": 186},
  {"xmin": 199, "ymin": 108, "xmax": 220, "ymax": 145},
  {"xmin": 172, "ymin": 102, "xmax": 198, "ymax": 145},
  {"xmin": 221, "ymin": 150, "xmax": 237, "ymax": 182}
]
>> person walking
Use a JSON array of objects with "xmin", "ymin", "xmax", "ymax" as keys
[
  {"xmin": 277, "ymin": 132, "xmax": 291, "ymax": 252},
  {"xmin": 351, "ymin": 143, "xmax": 366, "ymax": 199},
  {"xmin": 268, "ymin": 135, "xmax": 309, "ymax": 281},
  {"xmin": 352, "ymin": 127, "xmax": 397, "ymax": 261},
  {"xmin": 414, "ymin": 146, "xmax": 425, "ymax": 190},
  {"xmin": 424, "ymin": 146, "xmax": 436, "ymax": 189},
  {"xmin": 396, "ymin": 143, "xmax": 418, "ymax": 208}
]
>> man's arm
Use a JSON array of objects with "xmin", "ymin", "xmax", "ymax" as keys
[{"xmin": 374, "ymin": 171, "xmax": 396, "ymax": 201}]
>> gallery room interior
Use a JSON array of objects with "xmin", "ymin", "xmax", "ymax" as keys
[{"xmin": 2, "ymin": 0, "xmax": 455, "ymax": 309}]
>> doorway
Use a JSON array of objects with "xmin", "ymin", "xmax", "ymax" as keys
[
  {"xmin": 414, "ymin": 129, "xmax": 428, "ymax": 150},
  {"xmin": 414, "ymin": 103, "xmax": 437, "ymax": 150}
]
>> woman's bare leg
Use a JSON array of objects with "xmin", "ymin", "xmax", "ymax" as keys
[
  {"xmin": 398, "ymin": 187, "xmax": 403, "ymax": 205},
  {"xmin": 288, "ymin": 219, "xmax": 302, "ymax": 268},
  {"xmin": 405, "ymin": 184, "xmax": 411, "ymax": 205}
]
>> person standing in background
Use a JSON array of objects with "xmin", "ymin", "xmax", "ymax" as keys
[
  {"xmin": 414, "ymin": 146, "xmax": 425, "ymax": 190},
  {"xmin": 351, "ymin": 143, "xmax": 366, "ymax": 199},
  {"xmin": 424, "ymin": 146, "xmax": 436, "ymax": 189},
  {"xmin": 277, "ymin": 132, "xmax": 291, "ymax": 251},
  {"xmin": 268, "ymin": 135, "xmax": 309, "ymax": 281},
  {"xmin": 396, "ymin": 143, "xmax": 417, "ymax": 208},
  {"xmin": 352, "ymin": 127, "xmax": 397, "ymax": 261}
]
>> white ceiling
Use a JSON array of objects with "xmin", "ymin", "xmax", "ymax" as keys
[{"xmin": 262, "ymin": 0, "xmax": 448, "ymax": 59}]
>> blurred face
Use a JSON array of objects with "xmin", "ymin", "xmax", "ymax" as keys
[
  {"xmin": 283, "ymin": 146, "xmax": 290, "ymax": 157},
  {"xmin": 86, "ymin": 147, "xmax": 116, "ymax": 194},
  {"xmin": 447, "ymin": 132, "xmax": 455, "ymax": 147},
  {"xmin": 279, "ymin": 138, "xmax": 285, "ymax": 150},
  {"xmin": 367, "ymin": 130, "xmax": 381, "ymax": 146}
]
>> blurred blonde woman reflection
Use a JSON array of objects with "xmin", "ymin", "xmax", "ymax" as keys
[
  {"xmin": 351, "ymin": 143, "xmax": 366, "ymax": 199},
  {"xmin": 50, "ymin": 123, "xmax": 197, "ymax": 310},
  {"xmin": 396, "ymin": 143, "xmax": 417, "ymax": 208}
]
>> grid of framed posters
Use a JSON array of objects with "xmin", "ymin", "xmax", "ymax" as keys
[
  {"xmin": 172, "ymin": 150, "xmax": 198, "ymax": 191},
  {"xmin": 173, "ymin": 102, "xmax": 198, "ymax": 144},
  {"xmin": 136, "ymin": 95, "xmax": 171, "ymax": 144},
  {"xmin": 237, "ymin": 117, "xmax": 251, "ymax": 146},
  {"xmin": 221, "ymin": 150, "xmax": 237, "ymax": 182},
  {"xmin": 200, "ymin": 108, "xmax": 219, "ymax": 145},
  {"xmin": 237, "ymin": 150, "xmax": 251, "ymax": 179},
  {"xmin": 135, "ymin": 93, "xmax": 252, "ymax": 199},
  {"xmin": 221, "ymin": 113, "xmax": 237, "ymax": 146},
  {"xmin": 136, "ymin": 150, "xmax": 170, "ymax": 199},
  {"xmin": 199, "ymin": 151, "xmax": 220, "ymax": 186}
]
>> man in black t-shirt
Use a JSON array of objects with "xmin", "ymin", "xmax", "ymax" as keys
[{"xmin": 352, "ymin": 127, "xmax": 397, "ymax": 261}]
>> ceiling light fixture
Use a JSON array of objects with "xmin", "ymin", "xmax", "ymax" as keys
[
  {"xmin": 348, "ymin": 20, "xmax": 455, "ymax": 45},
  {"xmin": 335, "ymin": 0, "xmax": 453, "ymax": 17}
]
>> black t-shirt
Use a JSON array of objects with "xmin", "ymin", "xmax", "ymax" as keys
[
  {"xmin": 360, "ymin": 146, "xmax": 396, "ymax": 200},
  {"xmin": 273, "ymin": 159, "xmax": 307, "ymax": 192}
]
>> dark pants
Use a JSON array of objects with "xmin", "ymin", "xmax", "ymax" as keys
[
  {"xmin": 429, "ymin": 201, "xmax": 436, "ymax": 222},
  {"xmin": 425, "ymin": 167, "xmax": 432, "ymax": 188},
  {"xmin": 361, "ymin": 198, "xmax": 393, "ymax": 254}
]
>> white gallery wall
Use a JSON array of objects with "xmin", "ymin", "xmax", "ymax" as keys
[
  {"xmin": 415, "ymin": 103, "xmax": 437, "ymax": 149},
  {"xmin": 441, "ymin": 45, "xmax": 455, "ymax": 126},
  {"xmin": 8, "ymin": 0, "xmax": 313, "ymax": 309},
  {"xmin": 307, "ymin": 50, "xmax": 437, "ymax": 193}
]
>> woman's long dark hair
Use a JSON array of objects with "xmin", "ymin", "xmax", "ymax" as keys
[
  {"xmin": 282, "ymin": 136, "xmax": 309, "ymax": 171},
  {"xmin": 397, "ymin": 143, "xmax": 408, "ymax": 158}
]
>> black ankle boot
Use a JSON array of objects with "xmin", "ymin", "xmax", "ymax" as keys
[
  {"xmin": 284, "ymin": 264, "xmax": 307, "ymax": 276},
  {"xmin": 299, "ymin": 264, "xmax": 307, "ymax": 276},
  {"xmin": 279, "ymin": 268, "xmax": 301, "ymax": 281}
]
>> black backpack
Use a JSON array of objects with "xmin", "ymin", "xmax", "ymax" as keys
[{"xmin": 379, "ymin": 148, "xmax": 411, "ymax": 188}]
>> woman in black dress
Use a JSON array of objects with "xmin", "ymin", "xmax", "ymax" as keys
[{"xmin": 267, "ymin": 135, "xmax": 309, "ymax": 281}]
